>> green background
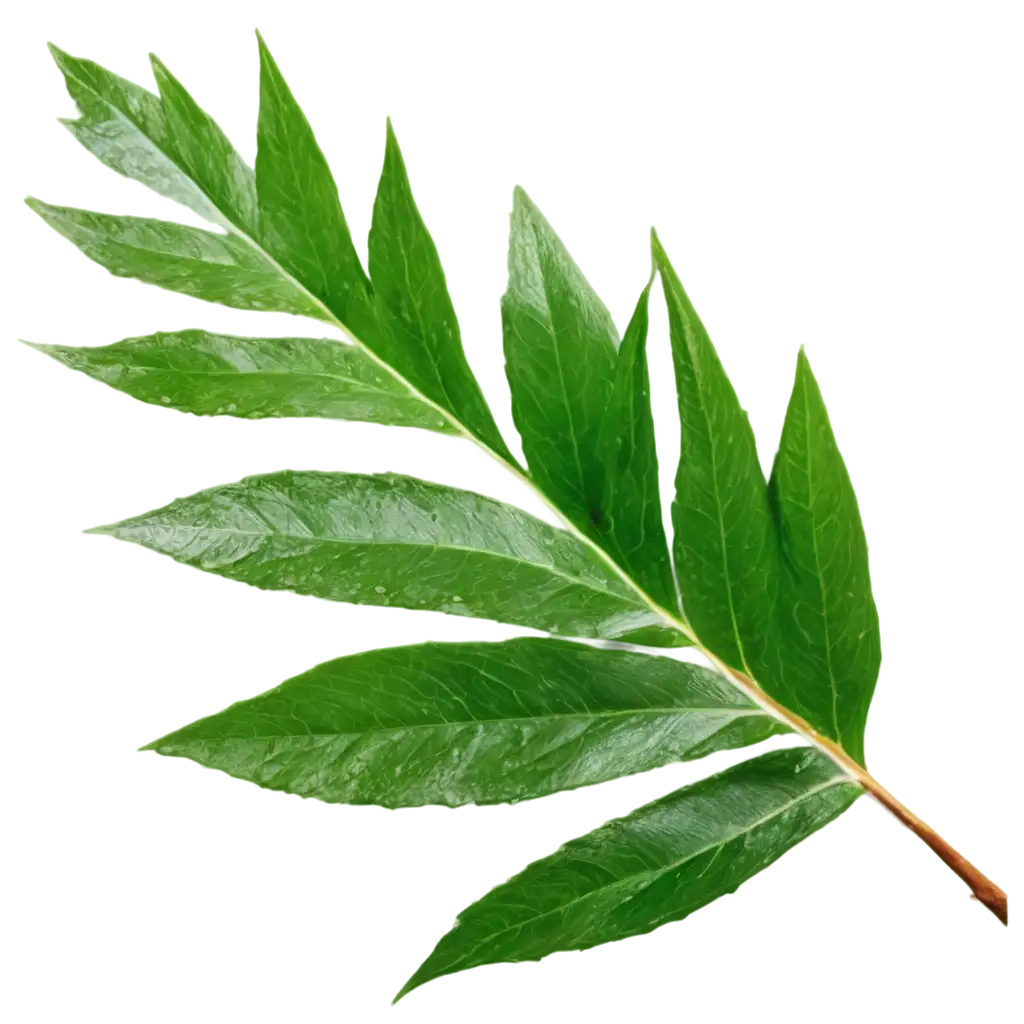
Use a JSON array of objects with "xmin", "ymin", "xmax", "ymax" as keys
[{"xmin": 2, "ymin": 9, "xmax": 1024, "ymax": 1024}]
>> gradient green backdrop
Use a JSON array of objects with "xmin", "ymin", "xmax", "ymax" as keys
[{"xmin": 2, "ymin": 9, "xmax": 1024, "ymax": 1024}]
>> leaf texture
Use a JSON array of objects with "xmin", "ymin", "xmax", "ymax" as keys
[
  {"xmin": 25, "ymin": 200, "xmax": 322, "ymax": 318},
  {"xmin": 49, "ymin": 43, "xmax": 260, "ymax": 238},
  {"xmin": 502, "ymin": 188, "xmax": 619, "ymax": 534},
  {"xmin": 254, "ymin": 32, "xmax": 371, "ymax": 324},
  {"xmin": 595, "ymin": 279, "xmax": 678, "ymax": 612},
  {"xmin": 767, "ymin": 350, "xmax": 881, "ymax": 764},
  {"xmin": 652, "ymin": 231, "xmax": 777, "ymax": 676},
  {"xmin": 88, "ymin": 471, "xmax": 686, "ymax": 646},
  {"xmin": 368, "ymin": 119, "xmax": 513, "ymax": 458},
  {"xmin": 146, "ymin": 638, "xmax": 785, "ymax": 807},
  {"xmin": 398, "ymin": 746, "xmax": 860, "ymax": 999},
  {"xmin": 24, "ymin": 331, "xmax": 451, "ymax": 431}
]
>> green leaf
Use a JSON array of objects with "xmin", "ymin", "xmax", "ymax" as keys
[
  {"xmin": 398, "ymin": 746, "xmax": 859, "ymax": 999},
  {"xmin": 368, "ymin": 120, "xmax": 514, "ymax": 459},
  {"xmin": 24, "ymin": 199, "xmax": 323, "ymax": 318},
  {"xmin": 254, "ymin": 32, "xmax": 371, "ymax": 325},
  {"xmin": 145, "ymin": 638, "xmax": 785, "ymax": 807},
  {"xmin": 502, "ymin": 187, "xmax": 619, "ymax": 534},
  {"xmin": 24, "ymin": 331, "xmax": 451, "ymax": 431},
  {"xmin": 767, "ymin": 350, "xmax": 881, "ymax": 764},
  {"xmin": 595, "ymin": 278, "xmax": 678, "ymax": 613},
  {"xmin": 652, "ymin": 231, "xmax": 776, "ymax": 676},
  {"xmin": 88, "ymin": 471, "xmax": 686, "ymax": 646},
  {"xmin": 48, "ymin": 43, "xmax": 222, "ymax": 226}
]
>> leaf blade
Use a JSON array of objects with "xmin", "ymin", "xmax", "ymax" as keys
[
  {"xmin": 368, "ymin": 120, "xmax": 513, "ymax": 458},
  {"xmin": 596, "ymin": 279, "xmax": 678, "ymax": 612},
  {"xmin": 24, "ymin": 331, "xmax": 451, "ymax": 431},
  {"xmin": 652, "ymin": 231, "xmax": 777, "ymax": 675},
  {"xmin": 254, "ymin": 33, "xmax": 372, "ymax": 325},
  {"xmin": 502, "ymin": 188, "xmax": 619, "ymax": 533},
  {"xmin": 146, "ymin": 638, "xmax": 785, "ymax": 806},
  {"xmin": 767, "ymin": 350, "xmax": 881, "ymax": 764},
  {"xmin": 88, "ymin": 471, "xmax": 686, "ymax": 646},
  {"xmin": 25, "ymin": 199, "xmax": 323, "ymax": 319},
  {"xmin": 398, "ymin": 746, "xmax": 860, "ymax": 999}
]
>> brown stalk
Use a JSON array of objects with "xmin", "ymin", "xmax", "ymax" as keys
[{"xmin": 729, "ymin": 667, "xmax": 1007, "ymax": 925}]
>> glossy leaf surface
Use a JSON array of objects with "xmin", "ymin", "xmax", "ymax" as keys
[
  {"xmin": 25, "ymin": 200, "xmax": 322, "ymax": 318},
  {"xmin": 254, "ymin": 32, "xmax": 371, "ymax": 324},
  {"xmin": 652, "ymin": 232, "xmax": 777, "ymax": 675},
  {"xmin": 88, "ymin": 471, "xmax": 685, "ymax": 645},
  {"xmin": 25, "ymin": 331, "xmax": 450, "ymax": 431},
  {"xmin": 399, "ymin": 746, "xmax": 860, "ymax": 999},
  {"xmin": 595, "ymin": 279, "xmax": 678, "ymax": 612},
  {"xmin": 51, "ymin": 42, "xmax": 258, "ymax": 234},
  {"xmin": 146, "ymin": 638, "xmax": 784, "ymax": 807},
  {"xmin": 502, "ymin": 188, "xmax": 619, "ymax": 535},
  {"xmin": 368, "ymin": 120, "xmax": 512, "ymax": 458},
  {"xmin": 767, "ymin": 350, "xmax": 881, "ymax": 764}
]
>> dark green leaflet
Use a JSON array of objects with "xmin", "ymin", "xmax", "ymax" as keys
[
  {"xmin": 254, "ymin": 32, "xmax": 372, "ymax": 325},
  {"xmin": 24, "ymin": 200, "xmax": 323, "ymax": 319},
  {"xmin": 24, "ymin": 331, "xmax": 450, "ymax": 431},
  {"xmin": 146, "ymin": 638, "xmax": 785, "ymax": 807},
  {"xmin": 368, "ymin": 120, "xmax": 514, "ymax": 459},
  {"xmin": 595, "ymin": 279, "xmax": 678, "ymax": 613},
  {"xmin": 88, "ymin": 471, "xmax": 686, "ymax": 646},
  {"xmin": 502, "ymin": 187, "xmax": 619, "ymax": 535},
  {"xmin": 652, "ymin": 231, "xmax": 777, "ymax": 676},
  {"xmin": 767, "ymin": 350, "xmax": 881, "ymax": 764},
  {"xmin": 398, "ymin": 747, "xmax": 860, "ymax": 1000}
]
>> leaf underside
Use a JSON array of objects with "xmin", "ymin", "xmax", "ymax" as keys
[{"xmin": 28, "ymin": 35, "xmax": 890, "ymax": 998}]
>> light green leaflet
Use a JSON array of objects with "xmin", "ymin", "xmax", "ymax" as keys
[
  {"xmin": 25, "ymin": 331, "xmax": 451, "ymax": 430},
  {"xmin": 29, "ymin": 31, "xmax": 999, "ymax": 1006},
  {"xmin": 87, "ymin": 470, "xmax": 684, "ymax": 647},
  {"xmin": 145, "ymin": 638, "xmax": 786, "ymax": 807},
  {"xmin": 397, "ymin": 747, "xmax": 860, "ymax": 1000},
  {"xmin": 502, "ymin": 187, "xmax": 620, "ymax": 533},
  {"xmin": 767, "ymin": 350, "xmax": 881, "ymax": 765}
]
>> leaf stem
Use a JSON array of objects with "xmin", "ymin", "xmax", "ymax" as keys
[{"xmin": 707, "ymin": 660, "xmax": 1008, "ymax": 925}]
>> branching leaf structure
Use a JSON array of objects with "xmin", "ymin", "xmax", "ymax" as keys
[{"xmin": 25, "ymin": 34, "xmax": 1007, "ymax": 1005}]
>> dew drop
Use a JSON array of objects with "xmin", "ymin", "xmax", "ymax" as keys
[
  {"xmin": 374, "ymin": 585, "xmax": 387, "ymax": 594},
  {"xmin": 160, "ymin": 396, "xmax": 171, "ymax": 404},
  {"xmin": 452, "ymin": 595, "xmax": 463, "ymax": 603}
]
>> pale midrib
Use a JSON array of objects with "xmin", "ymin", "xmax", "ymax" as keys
[
  {"xmin": 416, "ymin": 776, "xmax": 850, "ymax": 980},
  {"xmin": 173, "ymin": 705, "xmax": 769, "ymax": 742},
  {"xmin": 75, "ymin": 66, "xmax": 858, "ymax": 795}
]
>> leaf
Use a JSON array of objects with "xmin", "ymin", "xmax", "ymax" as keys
[
  {"xmin": 49, "ymin": 42, "xmax": 257, "ymax": 235},
  {"xmin": 88, "ymin": 471, "xmax": 687, "ymax": 646},
  {"xmin": 397, "ymin": 746, "xmax": 860, "ymax": 1000},
  {"xmin": 368, "ymin": 119, "xmax": 514, "ymax": 459},
  {"xmin": 766, "ymin": 350, "xmax": 881, "ymax": 764},
  {"xmin": 652, "ymin": 231, "xmax": 777, "ymax": 676},
  {"xmin": 595, "ymin": 278, "xmax": 678, "ymax": 613},
  {"xmin": 502, "ymin": 187, "xmax": 619, "ymax": 535},
  {"xmin": 145, "ymin": 638, "xmax": 785, "ymax": 807},
  {"xmin": 23, "ymin": 330, "xmax": 451, "ymax": 431},
  {"xmin": 253, "ymin": 32, "xmax": 371, "ymax": 325},
  {"xmin": 24, "ymin": 200, "xmax": 322, "ymax": 318}
]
